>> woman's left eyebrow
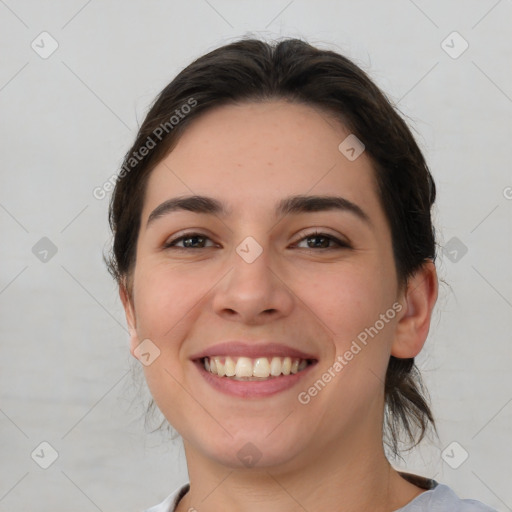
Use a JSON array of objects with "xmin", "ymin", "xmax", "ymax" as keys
[{"xmin": 146, "ymin": 194, "xmax": 372, "ymax": 228}]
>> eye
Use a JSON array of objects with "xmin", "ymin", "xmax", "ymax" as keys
[
  {"xmin": 294, "ymin": 230, "xmax": 351, "ymax": 250},
  {"xmin": 163, "ymin": 230, "xmax": 351, "ymax": 251},
  {"xmin": 164, "ymin": 232, "xmax": 216, "ymax": 249}
]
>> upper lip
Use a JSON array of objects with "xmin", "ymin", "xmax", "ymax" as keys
[{"xmin": 190, "ymin": 341, "xmax": 318, "ymax": 361}]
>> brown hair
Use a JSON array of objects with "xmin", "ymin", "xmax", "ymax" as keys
[{"xmin": 107, "ymin": 37, "xmax": 438, "ymax": 457}]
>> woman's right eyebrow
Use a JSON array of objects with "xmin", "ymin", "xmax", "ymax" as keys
[{"xmin": 146, "ymin": 194, "xmax": 372, "ymax": 228}]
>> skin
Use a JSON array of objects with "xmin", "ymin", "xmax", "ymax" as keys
[{"xmin": 120, "ymin": 100, "xmax": 438, "ymax": 512}]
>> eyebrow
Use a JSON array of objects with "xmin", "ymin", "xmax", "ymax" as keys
[{"xmin": 146, "ymin": 194, "xmax": 371, "ymax": 227}]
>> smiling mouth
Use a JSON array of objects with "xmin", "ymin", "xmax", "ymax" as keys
[{"xmin": 200, "ymin": 356, "xmax": 316, "ymax": 380}]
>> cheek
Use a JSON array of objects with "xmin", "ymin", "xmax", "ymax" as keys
[
  {"xmin": 132, "ymin": 262, "xmax": 205, "ymax": 339},
  {"xmin": 291, "ymin": 260, "xmax": 395, "ymax": 341}
]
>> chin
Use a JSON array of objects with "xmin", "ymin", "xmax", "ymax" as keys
[{"xmin": 196, "ymin": 430, "xmax": 309, "ymax": 470}]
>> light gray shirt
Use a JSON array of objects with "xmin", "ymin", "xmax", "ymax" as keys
[{"xmin": 144, "ymin": 478, "xmax": 498, "ymax": 512}]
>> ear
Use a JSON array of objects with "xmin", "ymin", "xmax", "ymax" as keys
[
  {"xmin": 119, "ymin": 281, "xmax": 140, "ymax": 358},
  {"xmin": 391, "ymin": 260, "xmax": 438, "ymax": 358}
]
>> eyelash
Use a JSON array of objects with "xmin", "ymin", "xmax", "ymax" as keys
[{"xmin": 163, "ymin": 230, "xmax": 351, "ymax": 251}]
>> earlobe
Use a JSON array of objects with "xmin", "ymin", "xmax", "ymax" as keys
[
  {"xmin": 391, "ymin": 260, "xmax": 438, "ymax": 359},
  {"xmin": 119, "ymin": 282, "xmax": 140, "ymax": 357}
]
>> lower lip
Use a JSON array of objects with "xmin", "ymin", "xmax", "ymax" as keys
[{"xmin": 193, "ymin": 360, "xmax": 317, "ymax": 398}]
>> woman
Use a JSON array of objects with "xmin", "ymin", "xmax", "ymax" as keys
[{"xmin": 107, "ymin": 38, "xmax": 497, "ymax": 512}]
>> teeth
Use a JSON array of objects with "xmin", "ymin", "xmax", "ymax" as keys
[
  {"xmin": 214, "ymin": 357, "xmax": 225, "ymax": 377},
  {"xmin": 235, "ymin": 357, "xmax": 253, "ymax": 377},
  {"xmin": 253, "ymin": 357, "xmax": 270, "ymax": 377},
  {"xmin": 202, "ymin": 356, "xmax": 311, "ymax": 379},
  {"xmin": 225, "ymin": 356, "xmax": 236, "ymax": 377},
  {"xmin": 282, "ymin": 357, "xmax": 291, "ymax": 375},
  {"xmin": 270, "ymin": 357, "xmax": 282, "ymax": 376}
]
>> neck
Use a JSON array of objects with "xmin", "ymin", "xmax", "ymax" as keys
[{"xmin": 176, "ymin": 427, "xmax": 424, "ymax": 512}]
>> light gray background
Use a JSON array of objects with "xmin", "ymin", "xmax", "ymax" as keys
[{"xmin": 1, "ymin": 1, "xmax": 511, "ymax": 511}]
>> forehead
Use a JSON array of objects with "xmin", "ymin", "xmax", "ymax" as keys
[{"xmin": 141, "ymin": 100, "xmax": 382, "ymax": 222}]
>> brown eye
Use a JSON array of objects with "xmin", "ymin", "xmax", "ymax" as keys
[
  {"xmin": 164, "ymin": 233, "xmax": 215, "ymax": 249},
  {"xmin": 295, "ymin": 231, "xmax": 351, "ymax": 250}
]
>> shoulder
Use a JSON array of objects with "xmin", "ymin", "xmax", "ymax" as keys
[
  {"xmin": 143, "ymin": 483, "xmax": 190, "ymax": 512},
  {"xmin": 399, "ymin": 482, "xmax": 498, "ymax": 512}
]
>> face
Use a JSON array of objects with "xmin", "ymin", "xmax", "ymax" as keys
[{"xmin": 122, "ymin": 100, "xmax": 407, "ymax": 471}]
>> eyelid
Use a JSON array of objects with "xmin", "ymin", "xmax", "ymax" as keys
[
  {"xmin": 292, "ymin": 229, "xmax": 352, "ymax": 249},
  {"xmin": 163, "ymin": 231, "xmax": 217, "ymax": 249},
  {"xmin": 292, "ymin": 225, "xmax": 351, "ymax": 242},
  {"xmin": 164, "ymin": 228, "xmax": 352, "ymax": 250}
]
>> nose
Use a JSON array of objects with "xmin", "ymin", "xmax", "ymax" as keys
[{"xmin": 211, "ymin": 240, "xmax": 294, "ymax": 325}]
